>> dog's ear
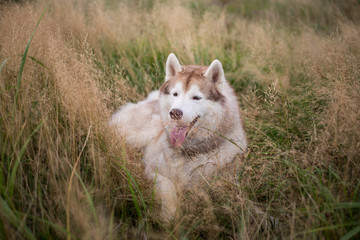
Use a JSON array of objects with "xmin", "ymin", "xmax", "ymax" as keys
[
  {"xmin": 204, "ymin": 59, "xmax": 225, "ymax": 85},
  {"xmin": 165, "ymin": 53, "xmax": 182, "ymax": 81}
]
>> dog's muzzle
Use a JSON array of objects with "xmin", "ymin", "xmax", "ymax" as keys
[{"xmin": 170, "ymin": 115, "xmax": 200, "ymax": 146}]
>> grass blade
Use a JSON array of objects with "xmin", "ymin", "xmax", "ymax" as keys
[
  {"xmin": 73, "ymin": 170, "xmax": 99, "ymax": 229},
  {"xmin": 200, "ymin": 126, "xmax": 247, "ymax": 152},
  {"xmin": 304, "ymin": 223, "xmax": 355, "ymax": 234},
  {"xmin": 12, "ymin": 6, "xmax": 48, "ymax": 115},
  {"xmin": 27, "ymin": 56, "xmax": 48, "ymax": 69},
  {"xmin": 66, "ymin": 125, "xmax": 94, "ymax": 240},
  {"xmin": 107, "ymin": 203, "xmax": 116, "ymax": 240},
  {"xmin": 340, "ymin": 225, "xmax": 360, "ymax": 240},
  {"xmin": 114, "ymin": 160, "xmax": 143, "ymax": 220},
  {"xmin": 0, "ymin": 197, "xmax": 36, "ymax": 240},
  {"xmin": 116, "ymin": 162, "xmax": 146, "ymax": 209},
  {"xmin": 7, "ymin": 121, "xmax": 43, "ymax": 199},
  {"xmin": 0, "ymin": 55, "xmax": 47, "ymax": 76},
  {"xmin": 113, "ymin": 156, "xmax": 145, "ymax": 220},
  {"xmin": 27, "ymin": 214, "xmax": 74, "ymax": 238},
  {"xmin": 0, "ymin": 58, "xmax": 8, "ymax": 74},
  {"xmin": 334, "ymin": 202, "xmax": 360, "ymax": 209}
]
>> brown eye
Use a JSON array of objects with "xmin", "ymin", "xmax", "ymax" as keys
[
  {"xmin": 193, "ymin": 96, "xmax": 201, "ymax": 100},
  {"xmin": 173, "ymin": 93, "xmax": 178, "ymax": 97}
]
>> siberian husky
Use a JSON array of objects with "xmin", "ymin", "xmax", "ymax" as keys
[{"xmin": 110, "ymin": 53, "xmax": 247, "ymax": 219}]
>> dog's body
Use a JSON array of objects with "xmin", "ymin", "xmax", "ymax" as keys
[{"xmin": 110, "ymin": 54, "xmax": 247, "ymax": 219}]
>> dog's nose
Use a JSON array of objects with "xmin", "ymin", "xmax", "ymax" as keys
[{"xmin": 169, "ymin": 108, "xmax": 183, "ymax": 120}]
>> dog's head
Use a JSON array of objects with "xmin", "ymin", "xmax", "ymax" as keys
[{"xmin": 159, "ymin": 53, "xmax": 229, "ymax": 147}]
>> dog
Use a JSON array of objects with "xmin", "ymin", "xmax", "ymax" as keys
[{"xmin": 110, "ymin": 53, "xmax": 247, "ymax": 219}]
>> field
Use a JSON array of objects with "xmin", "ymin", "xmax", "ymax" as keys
[{"xmin": 0, "ymin": 0, "xmax": 360, "ymax": 239}]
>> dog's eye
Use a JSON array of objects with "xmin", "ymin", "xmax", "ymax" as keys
[
  {"xmin": 193, "ymin": 96, "xmax": 201, "ymax": 100},
  {"xmin": 173, "ymin": 92, "xmax": 178, "ymax": 97}
]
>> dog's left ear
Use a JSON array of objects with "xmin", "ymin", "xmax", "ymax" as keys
[
  {"xmin": 165, "ymin": 53, "xmax": 182, "ymax": 81},
  {"xmin": 204, "ymin": 59, "xmax": 225, "ymax": 85}
]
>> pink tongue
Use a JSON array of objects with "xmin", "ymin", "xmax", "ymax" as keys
[{"xmin": 170, "ymin": 126, "xmax": 188, "ymax": 146}]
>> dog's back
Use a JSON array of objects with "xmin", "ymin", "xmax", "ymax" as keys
[{"xmin": 110, "ymin": 91, "xmax": 163, "ymax": 148}]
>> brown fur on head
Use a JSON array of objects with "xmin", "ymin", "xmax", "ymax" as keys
[{"xmin": 160, "ymin": 65, "xmax": 225, "ymax": 103}]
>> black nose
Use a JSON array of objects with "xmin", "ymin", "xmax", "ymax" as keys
[{"xmin": 169, "ymin": 108, "xmax": 183, "ymax": 120}]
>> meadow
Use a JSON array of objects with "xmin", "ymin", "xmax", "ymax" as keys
[{"xmin": 0, "ymin": 0, "xmax": 359, "ymax": 239}]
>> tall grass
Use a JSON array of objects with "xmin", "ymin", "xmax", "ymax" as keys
[{"xmin": 0, "ymin": 0, "xmax": 359, "ymax": 239}]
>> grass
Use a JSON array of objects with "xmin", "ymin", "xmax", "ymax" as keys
[
  {"xmin": 12, "ymin": 5, "xmax": 48, "ymax": 115},
  {"xmin": 0, "ymin": 0, "xmax": 360, "ymax": 239}
]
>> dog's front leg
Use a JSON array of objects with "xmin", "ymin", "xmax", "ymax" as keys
[
  {"xmin": 143, "ymin": 132, "xmax": 180, "ymax": 220},
  {"xmin": 155, "ymin": 174, "xmax": 178, "ymax": 221}
]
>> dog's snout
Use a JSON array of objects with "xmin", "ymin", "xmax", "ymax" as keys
[{"xmin": 169, "ymin": 108, "xmax": 183, "ymax": 120}]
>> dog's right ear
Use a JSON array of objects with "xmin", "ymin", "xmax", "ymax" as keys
[{"xmin": 165, "ymin": 53, "xmax": 182, "ymax": 81}]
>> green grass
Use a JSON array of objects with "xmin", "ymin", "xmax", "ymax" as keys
[{"xmin": 0, "ymin": 0, "xmax": 359, "ymax": 239}]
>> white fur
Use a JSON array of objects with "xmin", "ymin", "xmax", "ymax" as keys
[{"xmin": 110, "ymin": 54, "xmax": 247, "ymax": 220}]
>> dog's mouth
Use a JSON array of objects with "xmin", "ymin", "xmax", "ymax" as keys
[{"xmin": 170, "ymin": 116, "xmax": 200, "ymax": 146}]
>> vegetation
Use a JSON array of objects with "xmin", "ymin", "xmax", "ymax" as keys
[{"xmin": 0, "ymin": 0, "xmax": 359, "ymax": 239}]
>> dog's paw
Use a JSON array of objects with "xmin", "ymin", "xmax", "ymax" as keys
[{"xmin": 161, "ymin": 203, "xmax": 176, "ymax": 222}]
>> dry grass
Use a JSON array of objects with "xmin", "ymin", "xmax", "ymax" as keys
[{"xmin": 0, "ymin": 0, "xmax": 359, "ymax": 239}]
